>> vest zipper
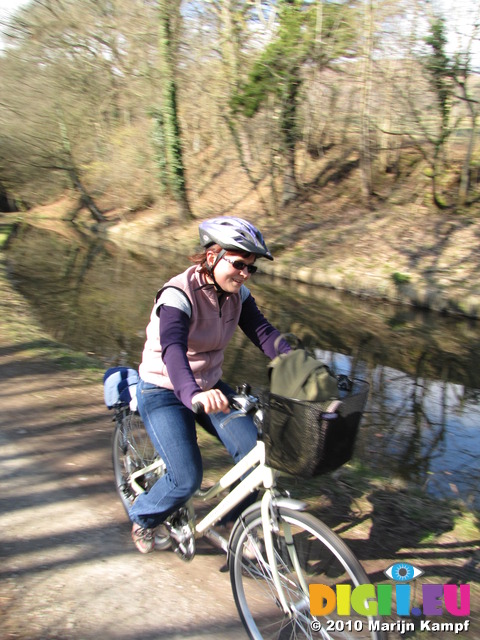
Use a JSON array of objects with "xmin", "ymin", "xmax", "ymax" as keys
[{"xmin": 218, "ymin": 293, "xmax": 226, "ymax": 318}]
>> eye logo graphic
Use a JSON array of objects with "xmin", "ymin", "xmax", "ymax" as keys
[
  {"xmin": 309, "ymin": 558, "xmax": 471, "ymax": 629},
  {"xmin": 384, "ymin": 562, "xmax": 424, "ymax": 582}
]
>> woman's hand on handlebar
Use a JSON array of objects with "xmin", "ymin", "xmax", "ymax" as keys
[{"xmin": 191, "ymin": 389, "xmax": 230, "ymax": 414}]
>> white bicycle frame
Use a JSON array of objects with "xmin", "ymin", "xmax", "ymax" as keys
[{"xmin": 129, "ymin": 437, "xmax": 305, "ymax": 616}]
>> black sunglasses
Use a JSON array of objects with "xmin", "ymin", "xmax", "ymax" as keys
[{"xmin": 222, "ymin": 256, "xmax": 258, "ymax": 274}]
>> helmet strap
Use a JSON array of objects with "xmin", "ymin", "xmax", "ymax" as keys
[{"xmin": 206, "ymin": 249, "xmax": 226, "ymax": 293}]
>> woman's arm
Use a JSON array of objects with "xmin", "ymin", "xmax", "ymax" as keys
[
  {"xmin": 238, "ymin": 293, "xmax": 291, "ymax": 358},
  {"xmin": 159, "ymin": 305, "xmax": 202, "ymax": 408}
]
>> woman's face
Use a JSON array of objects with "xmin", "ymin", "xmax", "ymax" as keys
[{"xmin": 207, "ymin": 250, "xmax": 256, "ymax": 294}]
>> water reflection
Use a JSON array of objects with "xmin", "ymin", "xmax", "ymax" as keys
[
  {"xmin": 6, "ymin": 224, "xmax": 480, "ymax": 508},
  {"xmin": 318, "ymin": 352, "xmax": 480, "ymax": 511}
]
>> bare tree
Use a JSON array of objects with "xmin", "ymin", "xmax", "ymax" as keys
[
  {"xmin": 231, "ymin": 0, "xmax": 357, "ymax": 208},
  {"xmin": 0, "ymin": 0, "xmax": 161, "ymax": 215},
  {"xmin": 450, "ymin": 4, "xmax": 480, "ymax": 206}
]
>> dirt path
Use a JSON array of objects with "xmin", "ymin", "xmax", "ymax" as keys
[{"xmin": 0, "ymin": 334, "xmax": 251, "ymax": 639}]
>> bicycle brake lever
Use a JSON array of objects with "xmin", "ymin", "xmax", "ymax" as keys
[{"xmin": 229, "ymin": 393, "xmax": 257, "ymax": 414}]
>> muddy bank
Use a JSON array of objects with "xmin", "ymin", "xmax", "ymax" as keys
[
  {"xmin": 4, "ymin": 197, "xmax": 480, "ymax": 319},
  {"xmin": 103, "ymin": 204, "xmax": 480, "ymax": 320}
]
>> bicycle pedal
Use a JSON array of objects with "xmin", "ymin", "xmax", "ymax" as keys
[
  {"xmin": 166, "ymin": 510, "xmax": 195, "ymax": 561},
  {"xmin": 170, "ymin": 532, "xmax": 195, "ymax": 561}
]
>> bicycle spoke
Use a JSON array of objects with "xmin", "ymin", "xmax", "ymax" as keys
[
  {"xmin": 230, "ymin": 507, "xmax": 386, "ymax": 640},
  {"xmin": 112, "ymin": 410, "xmax": 165, "ymax": 513}
]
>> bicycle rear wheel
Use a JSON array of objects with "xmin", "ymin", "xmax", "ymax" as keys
[
  {"xmin": 112, "ymin": 408, "xmax": 165, "ymax": 513},
  {"xmin": 230, "ymin": 506, "xmax": 386, "ymax": 640}
]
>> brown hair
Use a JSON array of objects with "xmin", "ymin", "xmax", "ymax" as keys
[{"xmin": 188, "ymin": 244, "xmax": 222, "ymax": 275}]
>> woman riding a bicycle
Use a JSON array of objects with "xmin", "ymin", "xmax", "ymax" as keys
[{"xmin": 130, "ymin": 216, "xmax": 290, "ymax": 553}]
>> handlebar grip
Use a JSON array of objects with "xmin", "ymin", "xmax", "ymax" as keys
[{"xmin": 192, "ymin": 401, "xmax": 205, "ymax": 415}]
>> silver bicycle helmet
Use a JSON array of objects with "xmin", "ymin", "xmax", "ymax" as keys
[{"xmin": 199, "ymin": 217, "xmax": 273, "ymax": 260}]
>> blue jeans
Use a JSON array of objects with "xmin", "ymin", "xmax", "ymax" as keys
[{"xmin": 129, "ymin": 378, "xmax": 258, "ymax": 529}]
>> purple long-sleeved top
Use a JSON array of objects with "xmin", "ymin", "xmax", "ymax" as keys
[{"xmin": 159, "ymin": 293, "xmax": 289, "ymax": 408}]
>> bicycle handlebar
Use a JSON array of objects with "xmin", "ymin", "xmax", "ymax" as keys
[
  {"xmin": 192, "ymin": 401, "xmax": 205, "ymax": 415},
  {"xmin": 192, "ymin": 386, "xmax": 260, "ymax": 417}
]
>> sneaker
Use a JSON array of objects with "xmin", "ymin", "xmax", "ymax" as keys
[{"xmin": 131, "ymin": 522, "xmax": 155, "ymax": 554}]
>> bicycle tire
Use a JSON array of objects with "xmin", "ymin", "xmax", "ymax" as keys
[
  {"xmin": 111, "ymin": 408, "xmax": 165, "ymax": 514},
  {"xmin": 229, "ymin": 506, "xmax": 387, "ymax": 640}
]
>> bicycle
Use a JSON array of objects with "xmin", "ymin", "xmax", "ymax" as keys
[{"xmin": 110, "ymin": 378, "xmax": 387, "ymax": 640}]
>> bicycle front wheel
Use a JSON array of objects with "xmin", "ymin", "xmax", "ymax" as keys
[{"xmin": 230, "ymin": 506, "xmax": 386, "ymax": 640}]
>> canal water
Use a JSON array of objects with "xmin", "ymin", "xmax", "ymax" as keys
[{"xmin": 6, "ymin": 224, "xmax": 480, "ymax": 509}]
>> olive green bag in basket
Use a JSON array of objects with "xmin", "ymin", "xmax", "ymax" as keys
[{"xmin": 267, "ymin": 345, "xmax": 338, "ymax": 402}]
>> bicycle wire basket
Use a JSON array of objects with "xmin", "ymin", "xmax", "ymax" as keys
[{"xmin": 261, "ymin": 379, "xmax": 370, "ymax": 478}]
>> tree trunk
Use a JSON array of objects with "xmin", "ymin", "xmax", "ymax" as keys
[
  {"xmin": 431, "ymin": 145, "xmax": 448, "ymax": 210},
  {"xmin": 359, "ymin": 0, "xmax": 374, "ymax": 200},
  {"xmin": 457, "ymin": 87, "xmax": 477, "ymax": 207},
  {"xmin": 68, "ymin": 168, "xmax": 105, "ymax": 223},
  {"xmin": 158, "ymin": 0, "xmax": 193, "ymax": 222},
  {"xmin": 58, "ymin": 114, "xmax": 105, "ymax": 223},
  {"xmin": 0, "ymin": 182, "xmax": 18, "ymax": 213},
  {"xmin": 280, "ymin": 75, "xmax": 300, "ymax": 207}
]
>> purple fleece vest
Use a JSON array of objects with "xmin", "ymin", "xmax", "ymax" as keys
[{"xmin": 139, "ymin": 266, "xmax": 242, "ymax": 391}]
